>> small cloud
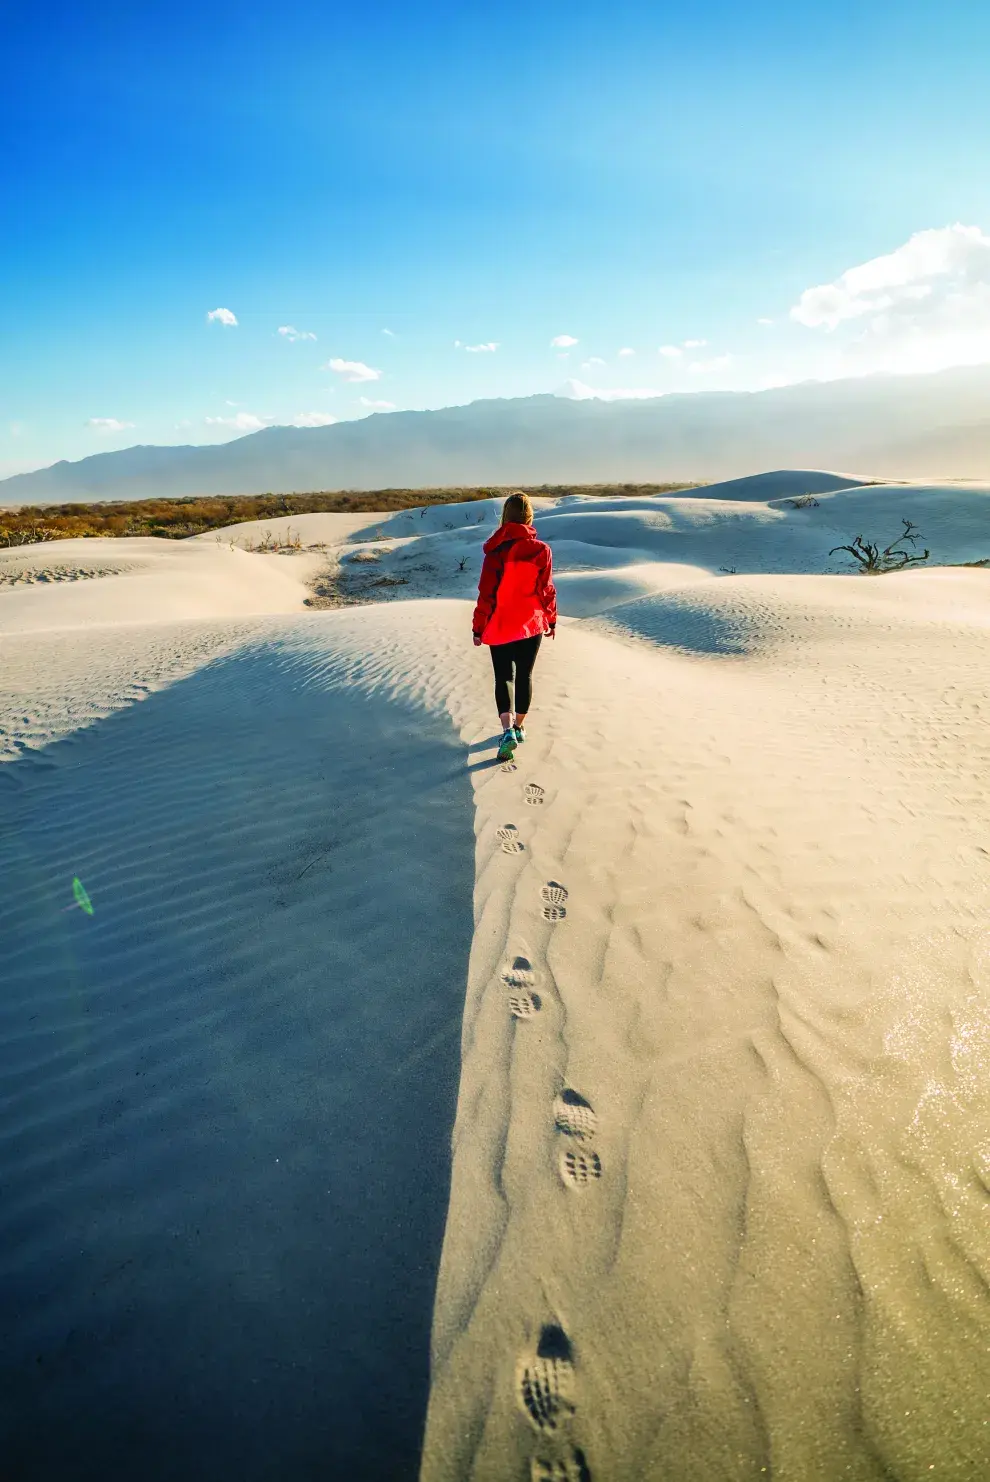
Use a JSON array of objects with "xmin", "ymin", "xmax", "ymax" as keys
[
  {"xmin": 87, "ymin": 417, "xmax": 135, "ymax": 432},
  {"xmin": 561, "ymin": 380, "xmax": 664, "ymax": 401},
  {"xmin": 324, "ymin": 357, "xmax": 381, "ymax": 383},
  {"xmin": 683, "ymin": 338, "xmax": 707, "ymax": 349},
  {"xmin": 580, "ymin": 357, "xmax": 606, "ymax": 369},
  {"xmin": 205, "ymin": 411, "xmax": 268, "ymax": 432},
  {"xmin": 174, "ymin": 419, "xmax": 193, "ymax": 429},
  {"xmin": 278, "ymin": 325, "xmax": 317, "ymax": 341},
  {"xmin": 658, "ymin": 344, "xmax": 682, "ymax": 358},
  {"xmin": 382, "ymin": 327, "xmax": 395, "ymax": 336},
  {"xmin": 207, "ymin": 307, "xmax": 238, "ymax": 327},
  {"xmin": 9, "ymin": 421, "xmax": 24, "ymax": 437},
  {"xmin": 464, "ymin": 341, "xmax": 499, "ymax": 353},
  {"xmin": 617, "ymin": 347, "xmax": 635, "ymax": 357},
  {"xmin": 551, "ymin": 334, "xmax": 578, "ymax": 348},
  {"xmin": 358, "ymin": 397, "xmax": 396, "ymax": 410},
  {"xmin": 757, "ymin": 317, "xmax": 774, "ymax": 326},
  {"xmin": 291, "ymin": 411, "xmax": 338, "ymax": 427}
]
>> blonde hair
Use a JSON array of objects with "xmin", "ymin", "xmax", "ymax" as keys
[{"xmin": 500, "ymin": 491, "xmax": 534, "ymax": 526}]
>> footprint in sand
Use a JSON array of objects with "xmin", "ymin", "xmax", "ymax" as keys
[
  {"xmin": 502, "ymin": 956, "xmax": 542, "ymax": 1019},
  {"xmin": 501, "ymin": 760, "xmax": 518, "ymax": 773},
  {"xmin": 517, "ymin": 1324, "xmax": 576, "ymax": 1434},
  {"xmin": 531, "ymin": 1449, "xmax": 593, "ymax": 1482},
  {"xmin": 553, "ymin": 1088, "xmax": 597, "ymax": 1142},
  {"xmin": 541, "ymin": 881, "xmax": 568, "ymax": 921},
  {"xmin": 525, "ymin": 782, "xmax": 545, "ymax": 806},
  {"xmin": 559, "ymin": 1146, "xmax": 602, "ymax": 1188},
  {"xmin": 496, "ymin": 823, "xmax": 525, "ymax": 855},
  {"xmin": 509, "ymin": 989, "xmax": 542, "ymax": 1019}
]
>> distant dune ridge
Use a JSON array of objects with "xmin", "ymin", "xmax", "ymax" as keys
[
  {"xmin": 5, "ymin": 364, "xmax": 990, "ymax": 502},
  {"xmin": 3, "ymin": 471, "xmax": 990, "ymax": 1479}
]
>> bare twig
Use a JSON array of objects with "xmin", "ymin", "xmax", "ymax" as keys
[{"xmin": 830, "ymin": 519, "xmax": 930, "ymax": 573}]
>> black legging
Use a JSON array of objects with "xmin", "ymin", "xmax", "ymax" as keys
[{"xmin": 490, "ymin": 635, "xmax": 542, "ymax": 716}]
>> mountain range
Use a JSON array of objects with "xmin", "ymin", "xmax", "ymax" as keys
[{"xmin": 4, "ymin": 365, "xmax": 990, "ymax": 503}]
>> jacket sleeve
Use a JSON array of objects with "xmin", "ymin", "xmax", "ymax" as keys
[
  {"xmin": 537, "ymin": 546, "xmax": 557, "ymax": 631},
  {"xmin": 472, "ymin": 549, "xmax": 501, "ymax": 637}
]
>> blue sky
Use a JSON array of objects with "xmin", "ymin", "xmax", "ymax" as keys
[{"xmin": 3, "ymin": 0, "xmax": 990, "ymax": 475}]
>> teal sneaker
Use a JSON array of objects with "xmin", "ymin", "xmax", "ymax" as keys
[
  {"xmin": 513, "ymin": 725, "xmax": 526, "ymax": 744},
  {"xmin": 496, "ymin": 729, "xmax": 517, "ymax": 762}
]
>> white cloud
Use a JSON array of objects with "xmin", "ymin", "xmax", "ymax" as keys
[
  {"xmin": 789, "ymin": 223, "xmax": 990, "ymax": 374},
  {"xmin": 792, "ymin": 225, "xmax": 984, "ymax": 329},
  {"xmin": 561, "ymin": 380, "xmax": 664, "ymax": 401},
  {"xmin": 580, "ymin": 357, "xmax": 606, "ymax": 369},
  {"xmin": 382, "ymin": 327, "xmax": 395, "ymax": 336},
  {"xmin": 551, "ymin": 334, "xmax": 578, "ymax": 348},
  {"xmin": 658, "ymin": 344, "xmax": 682, "ymax": 358},
  {"xmin": 291, "ymin": 411, "xmax": 338, "ymax": 427},
  {"xmin": 207, "ymin": 307, "xmax": 238, "ymax": 327},
  {"xmin": 278, "ymin": 325, "xmax": 317, "ymax": 341},
  {"xmin": 205, "ymin": 412, "xmax": 268, "ymax": 432},
  {"xmin": 324, "ymin": 357, "xmax": 382, "ymax": 382},
  {"xmin": 9, "ymin": 421, "xmax": 24, "ymax": 437},
  {"xmin": 757, "ymin": 317, "xmax": 774, "ymax": 326},
  {"xmin": 688, "ymin": 355, "xmax": 733, "ymax": 376},
  {"xmin": 464, "ymin": 341, "xmax": 499, "ymax": 353},
  {"xmin": 359, "ymin": 397, "xmax": 396, "ymax": 410},
  {"xmin": 87, "ymin": 417, "xmax": 135, "ymax": 432},
  {"xmin": 617, "ymin": 347, "xmax": 635, "ymax": 357},
  {"xmin": 683, "ymin": 338, "xmax": 707, "ymax": 349}
]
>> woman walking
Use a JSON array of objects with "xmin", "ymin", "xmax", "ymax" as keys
[{"xmin": 472, "ymin": 492, "xmax": 557, "ymax": 762}]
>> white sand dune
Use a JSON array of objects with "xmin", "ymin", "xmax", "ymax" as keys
[
  {"xmin": 696, "ymin": 467, "xmax": 876, "ymax": 500},
  {"xmin": 179, "ymin": 474, "xmax": 990, "ymax": 623},
  {"xmin": 0, "ymin": 536, "xmax": 317, "ymax": 635},
  {"xmin": 3, "ymin": 473, "xmax": 990, "ymax": 1480}
]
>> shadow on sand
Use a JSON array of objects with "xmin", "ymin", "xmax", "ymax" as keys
[{"xmin": 0, "ymin": 643, "xmax": 475, "ymax": 1482}]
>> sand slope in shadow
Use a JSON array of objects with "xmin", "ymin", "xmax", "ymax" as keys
[{"xmin": 0, "ymin": 639, "xmax": 475, "ymax": 1482}]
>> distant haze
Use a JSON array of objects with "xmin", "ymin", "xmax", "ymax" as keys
[{"xmin": 4, "ymin": 366, "xmax": 990, "ymax": 503}]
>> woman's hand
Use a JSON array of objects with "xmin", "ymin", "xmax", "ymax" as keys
[{"xmin": 473, "ymin": 635, "xmax": 482, "ymax": 647}]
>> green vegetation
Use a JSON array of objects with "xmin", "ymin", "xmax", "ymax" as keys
[{"xmin": 0, "ymin": 482, "xmax": 701, "ymax": 547}]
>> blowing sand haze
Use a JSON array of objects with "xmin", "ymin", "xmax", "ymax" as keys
[{"xmin": 3, "ymin": 472, "xmax": 990, "ymax": 1480}]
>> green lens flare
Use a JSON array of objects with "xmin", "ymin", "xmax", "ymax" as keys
[{"xmin": 72, "ymin": 876, "xmax": 94, "ymax": 916}]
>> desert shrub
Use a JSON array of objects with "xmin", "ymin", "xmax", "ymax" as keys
[
  {"xmin": 0, "ymin": 482, "xmax": 701, "ymax": 545},
  {"xmin": 829, "ymin": 519, "xmax": 930, "ymax": 574}
]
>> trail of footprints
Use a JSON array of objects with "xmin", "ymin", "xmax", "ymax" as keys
[{"xmin": 493, "ymin": 774, "xmax": 599, "ymax": 1478}]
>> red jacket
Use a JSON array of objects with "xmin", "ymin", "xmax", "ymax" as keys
[{"xmin": 472, "ymin": 522, "xmax": 557, "ymax": 645}]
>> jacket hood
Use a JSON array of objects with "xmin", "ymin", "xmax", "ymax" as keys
[{"xmin": 483, "ymin": 521, "xmax": 538, "ymax": 555}]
